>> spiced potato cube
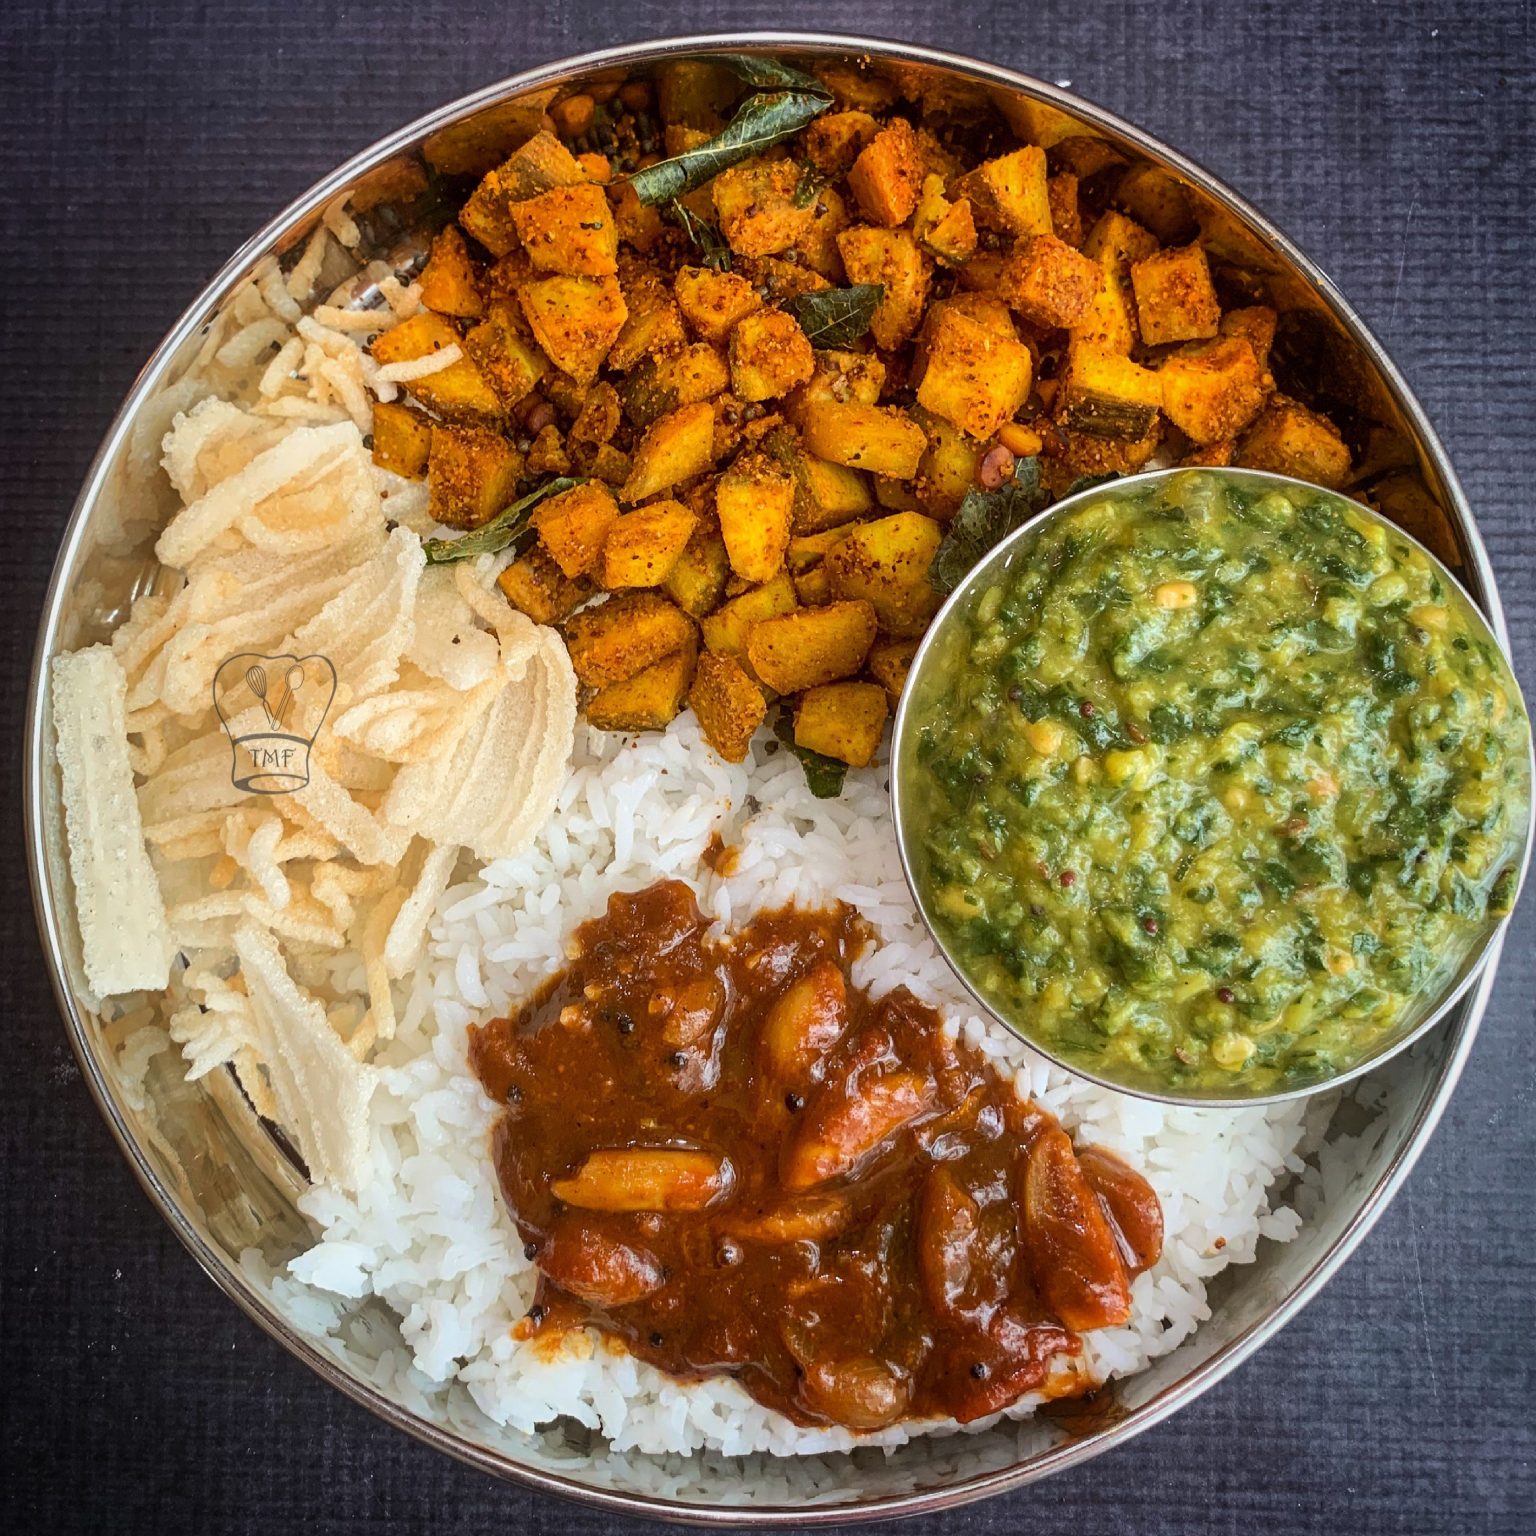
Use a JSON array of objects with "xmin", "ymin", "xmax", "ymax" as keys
[
  {"xmin": 847, "ymin": 117, "xmax": 925, "ymax": 227},
  {"xmin": 533, "ymin": 481, "xmax": 620, "ymax": 578},
  {"xmin": 801, "ymin": 400, "xmax": 928, "ymax": 480},
  {"xmin": 729, "ymin": 308, "xmax": 815, "ymax": 402},
  {"xmin": 422, "ymin": 99, "xmax": 554, "ymax": 178},
  {"xmin": 1129, "ymin": 243, "xmax": 1221, "ymax": 346},
  {"xmin": 867, "ymin": 637, "xmax": 919, "ymax": 706},
  {"xmin": 745, "ymin": 600, "xmax": 879, "ymax": 693},
  {"xmin": 609, "ymin": 307, "xmax": 684, "ymax": 382},
  {"xmin": 768, "ymin": 429, "xmax": 875, "ymax": 533},
  {"xmin": 1113, "ymin": 165, "xmax": 1195, "ymax": 243},
  {"xmin": 793, "ymin": 565, "xmax": 833, "ymax": 605},
  {"xmin": 426, "ymin": 424, "xmax": 522, "ymax": 529},
  {"xmin": 1219, "ymin": 305, "xmax": 1279, "ymax": 369},
  {"xmin": 622, "ymin": 343, "xmax": 731, "ymax": 430},
  {"xmin": 1055, "ymin": 343, "xmax": 1164, "ymax": 439},
  {"xmin": 1237, "ymin": 394, "xmax": 1352, "ymax": 488},
  {"xmin": 418, "ymin": 225, "xmax": 485, "ymax": 318},
  {"xmin": 497, "ymin": 545, "xmax": 593, "ymax": 626},
  {"xmin": 564, "ymin": 592, "xmax": 695, "ymax": 687},
  {"xmin": 463, "ymin": 299, "xmax": 549, "ymax": 411},
  {"xmin": 914, "ymin": 410, "xmax": 983, "ymax": 517},
  {"xmin": 802, "ymin": 111, "xmax": 880, "ymax": 178},
  {"xmin": 688, "ymin": 651, "xmax": 768, "ymax": 762},
  {"xmin": 997, "ymin": 234, "xmax": 1100, "ymax": 330},
  {"xmin": 1046, "ymin": 172, "xmax": 1084, "ymax": 248},
  {"xmin": 510, "ymin": 182, "xmax": 620, "ymax": 277},
  {"xmin": 913, "ymin": 175, "xmax": 977, "ymax": 268},
  {"xmin": 712, "ymin": 159, "xmax": 818, "ymax": 257},
  {"xmin": 797, "ymin": 184, "xmax": 852, "ymax": 282},
  {"xmin": 369, "ymin": 400, "xmax": 433, "ymax": 479},
  {"xmin": 1081, "ymin": 209, "xmax": 1160, "ymax": 266},
  {"xmin": 700, "ymin": 573, "xmax": 799, "ymax": 667},
  {"xmin": 914, "ymin": 306, "xmax": 1033, "ymax": 441},
  {"xmin": 371, "ymin": 312, "xmax": 503, "ymax": 422},
  {"xmin": 674, "ymin": 264, "xmax": 763, "ymax": 344},
  {"xmin": 516, "ymin": 274, "xmax": 627, "ymax": 383},
  {"xmin": 1158, "ymin": 336, "xmax": 1269, "ymax": 445},
  {"xmin": 824, "ymin": 512, "xmax": 944, "ymax": 636},
  {"xmin": 586, "ymin": 643, "xmax": 698, "ymax": 732},
  {"xmin": 716, "ymin": 450, "xmax": 797, "ymax": 582},
  {"xmin": 459, "ymin": 130, "xmax": 587, "ymax": 256},
  {"xmin": 663, "ymin": 525, "xmax": 733, "ymax": 616},
  {"xmin": 794, "ymin": 454, "xmax": 874, "ymax": 532},
  {"xmin": 600, "ymin": 500, "xmax": 700, "ymax": 588},
  {"xmin": 835, "ymin": 226, "xmax": 932, "ymax": 350},
  {"xmin": 622, "ymin": 401, "xmax": 720, "ymax": 502},
  {"xmin": 950, "ymin": 146, "xmax": 1051, "ymax": 236},
  {"xmin": 794, "ymin": 681, "xmax": 889, "ymax": 767}
]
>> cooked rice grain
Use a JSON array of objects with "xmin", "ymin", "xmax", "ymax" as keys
[{"xmin": 268, "ymin": 715, "xmax": 1310, "ymax": 1457}]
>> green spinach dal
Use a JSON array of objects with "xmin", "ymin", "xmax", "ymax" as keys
[{"xmin": 900, "ymin": 470, "xmax": 1530, "ymax": 1097}]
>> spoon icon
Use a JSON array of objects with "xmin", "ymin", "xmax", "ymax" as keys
[{"xmin": 271, "ymin": 663, "xmax": 305, "ymax": 729}]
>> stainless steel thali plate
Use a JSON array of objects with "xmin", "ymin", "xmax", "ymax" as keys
[{"xmin": 24, "ymin": 31, "xmax": 1515, "ymax": 1524}]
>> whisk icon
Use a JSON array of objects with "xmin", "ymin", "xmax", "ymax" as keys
[
  {"xmin": 246, "ymin": 661, "xmax": 305, "ymax": 729},
  {"xmin": 215, "ymin": 651, "xmax": 335, "ymax": 794}
]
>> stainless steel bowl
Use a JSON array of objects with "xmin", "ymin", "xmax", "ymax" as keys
[
  {"xmin": 23, "ymin": 31, "xmax": 1521, "ymax": 1524},
  {"xmin": 891, "ymin": 466, "xmax": 1533, "ymax": 1107}
]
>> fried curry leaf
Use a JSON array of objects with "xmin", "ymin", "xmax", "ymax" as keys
[
  {"xmin": 628, "ymin": 90, "xmax": 832, "ymax": 206},
  {"xmin": 422, "ymin": 476, "xmax": 585, "ymax": 565},
  {"xmin": 1063, "ymin": 471, "xmax": 1122, "ymax": 498},
  {"xmin": 792, "ymin": 158, "xmax": 824, "ymax": 208},
  {"xmin": 716, "ymin": 54, "xmax": 832, "ymax": 96},
  {"xmin": 786, "ymin": 284, "xmax": 885, "ymax": 348},
  {"xmin": 928, "ymin": 457, "xmax": 1049, "ymax": 596},
  {"xmin": 671, "ymin": 199, "xmax": 732, "ymax": 270},
  {"xmin": 773, "ymin": 706, "xmax": 848, "ymax": 798}
]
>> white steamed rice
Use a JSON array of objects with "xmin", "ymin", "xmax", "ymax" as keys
[{"xmin": 243, "ymin": 714, "xmax": 1313, "ymax": 1458}]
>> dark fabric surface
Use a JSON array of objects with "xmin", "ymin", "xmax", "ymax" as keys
[{"xmin": 3, "ymin": 2, "xmax": 1533, "ymax": 1531}]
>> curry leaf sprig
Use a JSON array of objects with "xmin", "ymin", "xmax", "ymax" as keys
[
  {"xmin": 422, "ymin": 476, "xmax": 585, "ymax": 565},
  {"xmin": 628, "ymin": 77, "xmax": 832, "ymax": 206},
  {"xmin": 927, "ymin": 458, "xmax": 1050, "ymax": 596},
  {"xmin": 785, "ymin": 284, "xmax": 885, "ymax": 349},
  {"xmin": 773, "ymin": 706, "xmax": 847, "ymax": 799},
  {"xmin": 715, "ymin": 54, "xmax": 830, "ymax": 94},
  {"xmin": 670, "ymin": 200, "xmax": 732, "ymax": 270}
]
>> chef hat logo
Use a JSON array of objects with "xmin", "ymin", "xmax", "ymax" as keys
[{"xmin": 213, "ymin": 652, "xmax": 336, "ymax": 794}]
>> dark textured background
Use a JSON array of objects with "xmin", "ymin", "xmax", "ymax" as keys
[{"xmin": 3, "ymin": 2, "xmax": 1534, "ymax": 1532}]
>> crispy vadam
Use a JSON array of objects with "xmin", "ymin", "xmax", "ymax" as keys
[
  {"xmin": 73, "ymin": 205, "xmax": 578, "ymax": 1189},
  {"xmin": 373, "ymin": 62, "xmax": 1380, "ymax": 768}
]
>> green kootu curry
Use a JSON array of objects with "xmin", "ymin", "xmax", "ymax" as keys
[{"xmin": 901, "ymin": 471, "xmax": 1530, "ymax": 1096}]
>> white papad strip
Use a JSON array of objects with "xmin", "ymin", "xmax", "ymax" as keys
[{"xmin": 52, "ymin": 646, "xmax": 174, "ymax": 996}]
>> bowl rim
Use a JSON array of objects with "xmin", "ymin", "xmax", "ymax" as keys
[
  {"xmin": 21, "ymin": 29, "xmax": 1512, "ymax": 1525},
  {"xmin": 889, "ymin": 465, "xmax": 1534, "ymax": 1109}
]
